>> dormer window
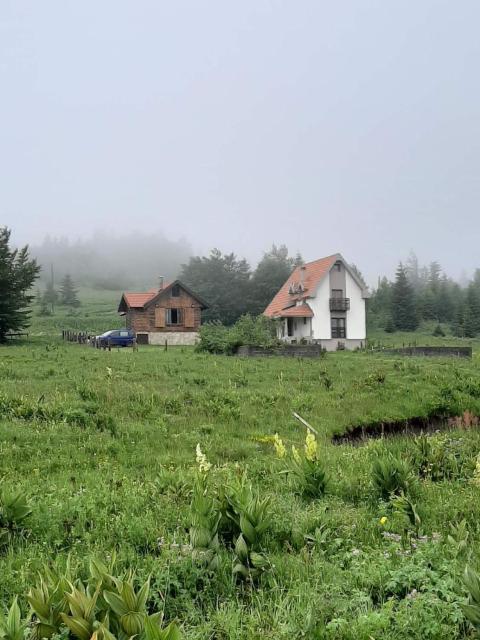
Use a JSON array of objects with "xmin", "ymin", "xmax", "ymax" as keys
[
  {"xmin": 171, "ymin": 284, "xmax": 180, "ymax": 297},
  {"xmin": 288, "ymin": 282, "xmax": 305, "ymax": 295}
]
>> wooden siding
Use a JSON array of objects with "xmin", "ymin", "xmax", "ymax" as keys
[{"xmin": 125, "ymin": 287, "xmax": 202, "ymax": 333}]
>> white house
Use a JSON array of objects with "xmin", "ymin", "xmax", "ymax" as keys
[{"xmin": 263, "ymin": 253, "xmax": 368, "ymax": 351}]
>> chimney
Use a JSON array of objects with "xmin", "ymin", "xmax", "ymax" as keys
[
  {"xmin": 158, "ymin": 276, "xmax": 164, "ymax": 290},
  {"xmin": 300, "ymin": 265, "xmax": 306, "ymax": 287}
]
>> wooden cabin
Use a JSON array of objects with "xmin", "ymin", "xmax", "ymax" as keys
[{"xmin": 117, "ymin": 280, "xmax": 208, "ymax": 345}]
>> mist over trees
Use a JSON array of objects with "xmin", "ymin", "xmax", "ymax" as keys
[
  {"xmin": 31, "ymin": 232, "xmax": 193, "ymax": 290},
  {"xmin": 369, "ymin": 252, "xmax": 480, "ymax": 337}
]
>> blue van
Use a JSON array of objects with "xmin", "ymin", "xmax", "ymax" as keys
[{"xmin": 95, "ymin": 329, "xmax": 135, "ymax": 348}]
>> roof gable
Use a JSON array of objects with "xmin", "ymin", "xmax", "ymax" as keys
[
  {"xmin": 264, "ymin": 254, "xmax": 338, "ymax": 317},
  {"xmin": 263, "ymin": 253, "xmax": 368, "ymax": 318},
  {"xmin": 144, "ymin": 280, "xmax": 209, "ymax": 310},
  {"xmin": 118, "ymin": 280, "xmax": 208, "ymax": 312}
]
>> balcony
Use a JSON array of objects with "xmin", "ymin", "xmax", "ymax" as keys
[{"xmin": 329, "ymin": 297, "xmax": 350, "ymax": 312}]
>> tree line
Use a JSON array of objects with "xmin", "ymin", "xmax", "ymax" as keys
[
  {"xmin": 2, "ymin": 222, "xmax": 480, "ymax": 341},
  {"xmin": 180, "ymin": 245, "xmax": 303, "ymax": 325},
  {"xmin": 369, "ymin": 253, "xmax": 480, "ymax": 337}
]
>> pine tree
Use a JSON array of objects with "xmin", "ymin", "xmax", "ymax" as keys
[
  {"xmin": 391, "ymin": 264, "xmax": 418, "ymax": 331},
  {"xmin": 451, "ymin": 304, "xmax": 466, "ymax": 337},
  {"xmin": 0, "ymin": 227, "xmax": 40, "ymax": 342},
  {"xmin": 42, "ymin": 281, "xmax": 58, "ymax": 313},
  {"xmin": 59, "ymin": 274, "xmax": 80, "ymax": 307},
  {"xmin": 181, "ymin": 249, "xmax": 252, "ymax": 324},
  {"xmin": 465, "ymin": 283, "xmax": 480, "ymax": 336}
]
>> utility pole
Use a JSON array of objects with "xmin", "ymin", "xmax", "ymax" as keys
[{"xmin": 50, "ymin": 263, "xmax": 55, "ymax": 314}]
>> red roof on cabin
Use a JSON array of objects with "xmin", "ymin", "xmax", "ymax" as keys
[
  {"xmin": 122, "ymin": 287, "xmax": 168, "ymax": 309},
  {"xmin": 264, "ymin": 254, "xmax": 339, "ymax": 318},
  {"xmin": 118, "ymin": 280, "xmax": 209, "ymax": 312},
  {"xmin": 280, "ymin": 303, "xmax": 314, "ymax": 318}
]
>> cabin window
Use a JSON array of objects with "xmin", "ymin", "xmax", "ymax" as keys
[
  {"xmin": 171, "ymin": 284, "xmax": 180, "ymax": 297},
  {"xmin": 166, "ymin": 308, "xmax": 183, "ymax": 325},
  {"xmin": 331, "ymin": 317, "xmax": 346, "ymax": 338}
]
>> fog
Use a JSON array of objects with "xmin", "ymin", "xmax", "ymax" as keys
[
  {"xmin": 31, "ymin": 232, "xmax": 192, "ymax": 289},
  {"xmin": 2, "ymin": 1, "xmax": 480, "ymax": 286}
]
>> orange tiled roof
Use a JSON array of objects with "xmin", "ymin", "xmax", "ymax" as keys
[
  {"xmin": 264, "ymin": 254, "xmax": 338, "ymax": 317},
  {"xmin": 119, "ymin": 280, "xmax": 210, "ymax": 312},
  {"xmin": 279, "ymin": 303, "xmax": 314, "ymax": 318},
  {"xmin": 122, "ymin": 288, "xmax": 161, "ymax": 308}
]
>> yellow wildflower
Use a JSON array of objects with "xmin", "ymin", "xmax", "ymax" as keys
[
  {"xmin": 196, "ymin": 444, "xmax": 212, "ymax": 473},
  {"xmin": 291, "ymin": 445, "xmax": 301, "ymax": 464},
  {"xmin": 380, "ymin": 516, "xmax": 388, "ymax": 526},
  {"xmin": 304, "ymin": 431, "xmax": 318, "ymax": 462},
  {"xmin": 273, "ymin": 433, "xmax": 286, "ymax": 459}
]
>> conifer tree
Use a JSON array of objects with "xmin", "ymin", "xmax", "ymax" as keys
[
  {"xmin": 0, "ymin": 227, "xmax": 40, "ymax": 342},
  {"xmin": 42, "ymin": 281, "xmax": 58, "ymax": 313},
  {"xmin": 59, "ymin": 274, "xmax": 80, "ymax": 307},
  {"xmin": 391, "ymin": 264, "xmax": 418, "ymax": 331},
  {"xmin": 465, "ymin": 283, "xmax": 480, "ymax": 336}
]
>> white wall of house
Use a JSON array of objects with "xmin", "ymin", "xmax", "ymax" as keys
[
  {"xmin": 294, "ymin": 317, "xmax": 312, "ymax": 338},
  {"xmin": 345, "ymin": 269, "xmax": 366, "ymax": 339},
  {"xmin": 309, "ymin": 276, "xmax": 331, "ymax": 339},
  {"xmin": 280, "ymin": 317, "xmax": 312, "ymax": 340}
]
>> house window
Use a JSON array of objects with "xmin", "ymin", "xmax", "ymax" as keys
[
  {"xmin": 303, "ymin": 317, "xmax": 307, "ymax": 325},
  {"xmin": 331, "ymin": 317, "xmax": 346, "ymax": 338},
  {"xmin": 166, "ymin": 308, "xmax": 183, "ymax": 325},
  {"xmin": 171, "ymin": 284, "xmax": 180, "ymax": 297},
  {"xmin": 331, "ymin": 289, "xmax": 343, "ymax": 299},
  {"xmin": 334, "ymin": 261, "xmax": 342, "ymax": 272}
]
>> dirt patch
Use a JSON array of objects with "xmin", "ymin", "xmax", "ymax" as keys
[{"xmin": 332, "ymin": 411, "xmax": 479, "ymax": 444}]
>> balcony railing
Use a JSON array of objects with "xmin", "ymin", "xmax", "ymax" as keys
[{"xmin": 329, "ymin": 297, "xmax": 350, "ymax": 311}]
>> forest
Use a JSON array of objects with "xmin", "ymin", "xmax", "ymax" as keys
[{"xmin": 30, "ymin": 235, "xmax": 480, "ymax": 338}]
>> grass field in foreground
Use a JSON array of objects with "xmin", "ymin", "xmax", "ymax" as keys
[{"xmin": 1, "ymin": 330, "xmax": 480, "ymax": 638}]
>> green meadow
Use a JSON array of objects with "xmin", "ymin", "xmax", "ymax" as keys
[{"xmin": 1, "ymin": 298, "xmax": 480, "ymax": 638}]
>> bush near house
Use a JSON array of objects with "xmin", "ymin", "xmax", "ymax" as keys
[{"xmin": 196, "ymin": 314, "xmax": 280, "ymax": 354}]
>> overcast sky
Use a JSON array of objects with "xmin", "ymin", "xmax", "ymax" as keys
[{"xmin": 1, "ymin": 1, "xmax": 479, "ymax": 284}]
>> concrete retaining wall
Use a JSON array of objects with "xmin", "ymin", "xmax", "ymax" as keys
[
  {"xmin": 236, "ymin": 345, "xmax": 326, "ymax": 358},
  {"xmin": 148, "ymin": 331, "xmax": 199, "ymax": 346},
  {"xmin": 383, "ymin": 346, "xmax": 472, "ymax": 358}
]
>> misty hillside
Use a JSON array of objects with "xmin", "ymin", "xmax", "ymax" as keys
[{"xmin": 32, "ymin": 232, "xmax": 192, "ymax": 290}]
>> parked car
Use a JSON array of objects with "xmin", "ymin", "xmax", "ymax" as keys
[{"xmin": 95, "ymin": 329, "xmax": 136, "ymax": 348}]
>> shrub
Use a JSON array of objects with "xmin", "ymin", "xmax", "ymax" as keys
[
  {"xmin": 0, "ymin": 489, "xmax": 31, "ymax": 546},
  {"xmin": 411, "ymin": 434, "xmax": 469, "ymax": 481},
  {"xmin": 461, "ymin": 565, "xmax": 480, "ymax": 632},
  {"xmin": 0, "ymin": 598, "xmax": 27, "ymax": 640},
  {"xmin": 433, "ymin": 323, "xmax": 446, "ymax": 337},
  {"xmin": 196, "ymin": 315, "xmax": 279, "ymax": 354},
  {"xmin": 371, "ymin": 455, "xmax": 412, "ymax": 500},
  {"xmin": 225, "ymin": 481, "xmax": 271, "ymax": 582},
  {"xmin": 384, "ymin": 317, "xmax": 396, "ymax": 333},
  {"xmin": 189, "ymin": 477, "xmax": 221, "ymax": 572},
  {"xmin": 273, "ymin": 432, "xmax": 328, "ymax": 499},
  {"xmin": 26, "ymin": 558, "xmax": 182, "ymax": 640}
]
